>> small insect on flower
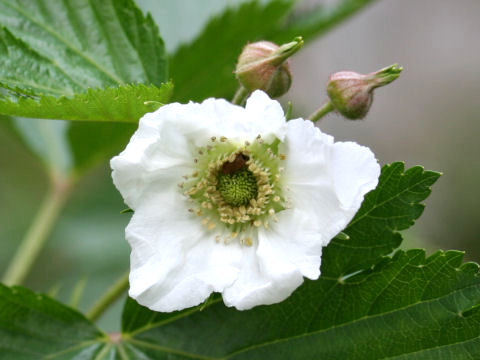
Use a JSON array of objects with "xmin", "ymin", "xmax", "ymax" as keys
[{"xmin": 111, "ymin": 91, "xmax": 380, "ymax": 312}]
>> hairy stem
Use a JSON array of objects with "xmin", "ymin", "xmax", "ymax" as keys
[
  {"xmin": 3, "ymin": 177, "xmax": 72, "ymax": 285},
  {"xmin": 87, "ymin": 271, "xmax": 129, "ymax": 322},
  {"xmin": 231, "ymin": 86, "xmax": 249, "ymax": 105},
  {"xmin": 308, "ymin": 101, "xmax": 335, "ymax": 122}
]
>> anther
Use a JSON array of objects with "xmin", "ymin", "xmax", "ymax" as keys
[
  {"xmin": 208, "ymin": 222, "xmax": 216, "ymax": 230},
  {"xmin": 220, "ymin": 136, "xmax": 227, "ymax": 142},
  {"xmin": 279, "ymin": 154, "xmax": 287, "ymax": 160},
  {"xmin": 211, "ymin": 136, "xmax": 216, "ymax": 142}
]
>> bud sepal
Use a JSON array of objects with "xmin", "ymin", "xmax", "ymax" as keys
[{"xmin": 327, "ymin": 64, "xmax": 402, "ymax": 119}]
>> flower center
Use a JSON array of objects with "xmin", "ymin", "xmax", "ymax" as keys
[
  {"xmin": 180, "ymin": 135, "xmax": 287, "ymax": 245},
  {"xmin": 217, "ymin": 156, "xmax": 258, "ymax": 207}
]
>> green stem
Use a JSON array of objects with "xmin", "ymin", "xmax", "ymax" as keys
[
  {"xmin": 308, "ymin": 101, "xmax": 335, "ymax": 122},
  {"xmin": 87, "ymin": 271, "xmax": 129, "ymax": 322},
  {"xmin": 2, "ymin": 177, "xmax": 72, "ymax": 285},
  {"xmin": 231, "ymin": 86, "xmax": 249, "ymax": 105}
]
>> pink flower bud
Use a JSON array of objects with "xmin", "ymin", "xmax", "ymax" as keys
[
  {"xmin": 327, "ymin": 64, "xmax": 403, "ymax": 119},
  {"xmin": 235, "ymin": 37, "xmax": 303, "ymax": 98}
]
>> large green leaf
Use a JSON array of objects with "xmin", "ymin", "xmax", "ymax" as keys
[
  {"xmin": 0, "ymin": 0, "xmax": 168, "ymax": 121},
  {"xmin": 5, "ymin": 250, "xmax": 479, "ymax": 359},
  {"xmin": 323, "ymin": 162, "xmax": 441, "ymax": 277},
  {"xmin": 115, "ymin": 249, "xmax": 480, "ymax": 359},
  {"xmin": 0, "ymin": 0, "xmax": 167, "ymax": 95},
  {"xmin": 4, "ymin": 250, "xmax": 480, "ymax": 359},
  {"xmin": 4, "ymin": 164, "xmax": 479, "ymax": 359},
  {"xmin": 0, "ymin": 284, "xmax": 106, "ymax": 359},
  {"xmin": 0, "ymin": 0, "xmax": 171, "ymax": 176}
]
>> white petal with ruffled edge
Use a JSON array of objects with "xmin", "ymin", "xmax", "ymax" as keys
[
  {"xmin": 111, "ymin": 91, "xmax": 380, "ymax": 312},
  {"xmin": 282, "ymin": 119, "xmax": 380, "ymax": 246},
  {"xmin": 126, "ymin": 186, "xmax": 244, "ymax": 312}
]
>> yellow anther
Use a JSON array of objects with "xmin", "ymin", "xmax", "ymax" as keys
[{"xmin": 208, "ymin": 222, "xmax": 216, "ymax": 230}]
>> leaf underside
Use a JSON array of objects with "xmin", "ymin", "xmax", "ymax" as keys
[{"xmin": 0, "ymin": 83, "xmax": 172, "ymax": 123}]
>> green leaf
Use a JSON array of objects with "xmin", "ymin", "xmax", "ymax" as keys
[
  {"xmin": 116, "ymin": 249, "xmax": 480, "ymax": 359},
  {"xmin": 323, "ymin": 162, "xmax": 441, "ymax": 277},
  {"xmin": 169, "ymin": 0, "xmax": 295, "ymax": 102},
  {"xmin": 6, "ymin": 250, "xmax": 480, "ymax": 359},
  {"xmin": 0, "ymin": 0, "xmax": 167, "ymax": 96},
  {"xmin": 0, "ymin": 284, "xmax": 106, "ymax": 359},
  {"xmin": 0, "ymin": 0, "xmax": 170, "ymax": 122},
  {"xmin": 272, "ymin": 0, "xmax": 378, "ymax": 43},
  {"xmin": 0, "ymin": 83, "xmax": 172, "ymax": 122},
  {"xmin": 0, "ymin": 0, "xmax": 172, "ymax": 175}
]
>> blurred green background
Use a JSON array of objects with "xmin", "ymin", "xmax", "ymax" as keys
[{"xmin": 0, "ymin": 0, "xmax": 478, "ymax": 331}]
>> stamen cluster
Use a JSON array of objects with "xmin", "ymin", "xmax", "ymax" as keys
[{"xmin": 180, "ymin": 135, "xmax": 287, "ymax": 245}]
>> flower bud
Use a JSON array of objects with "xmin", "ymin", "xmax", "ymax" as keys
[
  {"xmin": 327, "ymin": 64, "xmax": 402, "ymax": 119},
  {"xmin": 235, "ymin": 37, "xmax": 304, "ymax": 98}
]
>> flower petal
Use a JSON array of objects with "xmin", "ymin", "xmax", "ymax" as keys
[
  {"xmin": 222, "ymin": 238, "xmax": 304, "ymax": 311},
  {"xmin": 127, "ymin": 189, "xmax": 243, "ymax": 312},
  {"xmin": 283, "ymin": 119, "xmax": 380, "ymax": 246},
  {"xmin": 112, "ymin": 92, "xmax": 287, "ymax": 209},
  {"xmin": 243, "ymin": 90, "xmax": 287, "ymax": 142}
]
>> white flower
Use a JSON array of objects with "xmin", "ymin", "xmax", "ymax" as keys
[{"xmin": 111, "ymin": 90, "xmax": 380, "ymax": 312}]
